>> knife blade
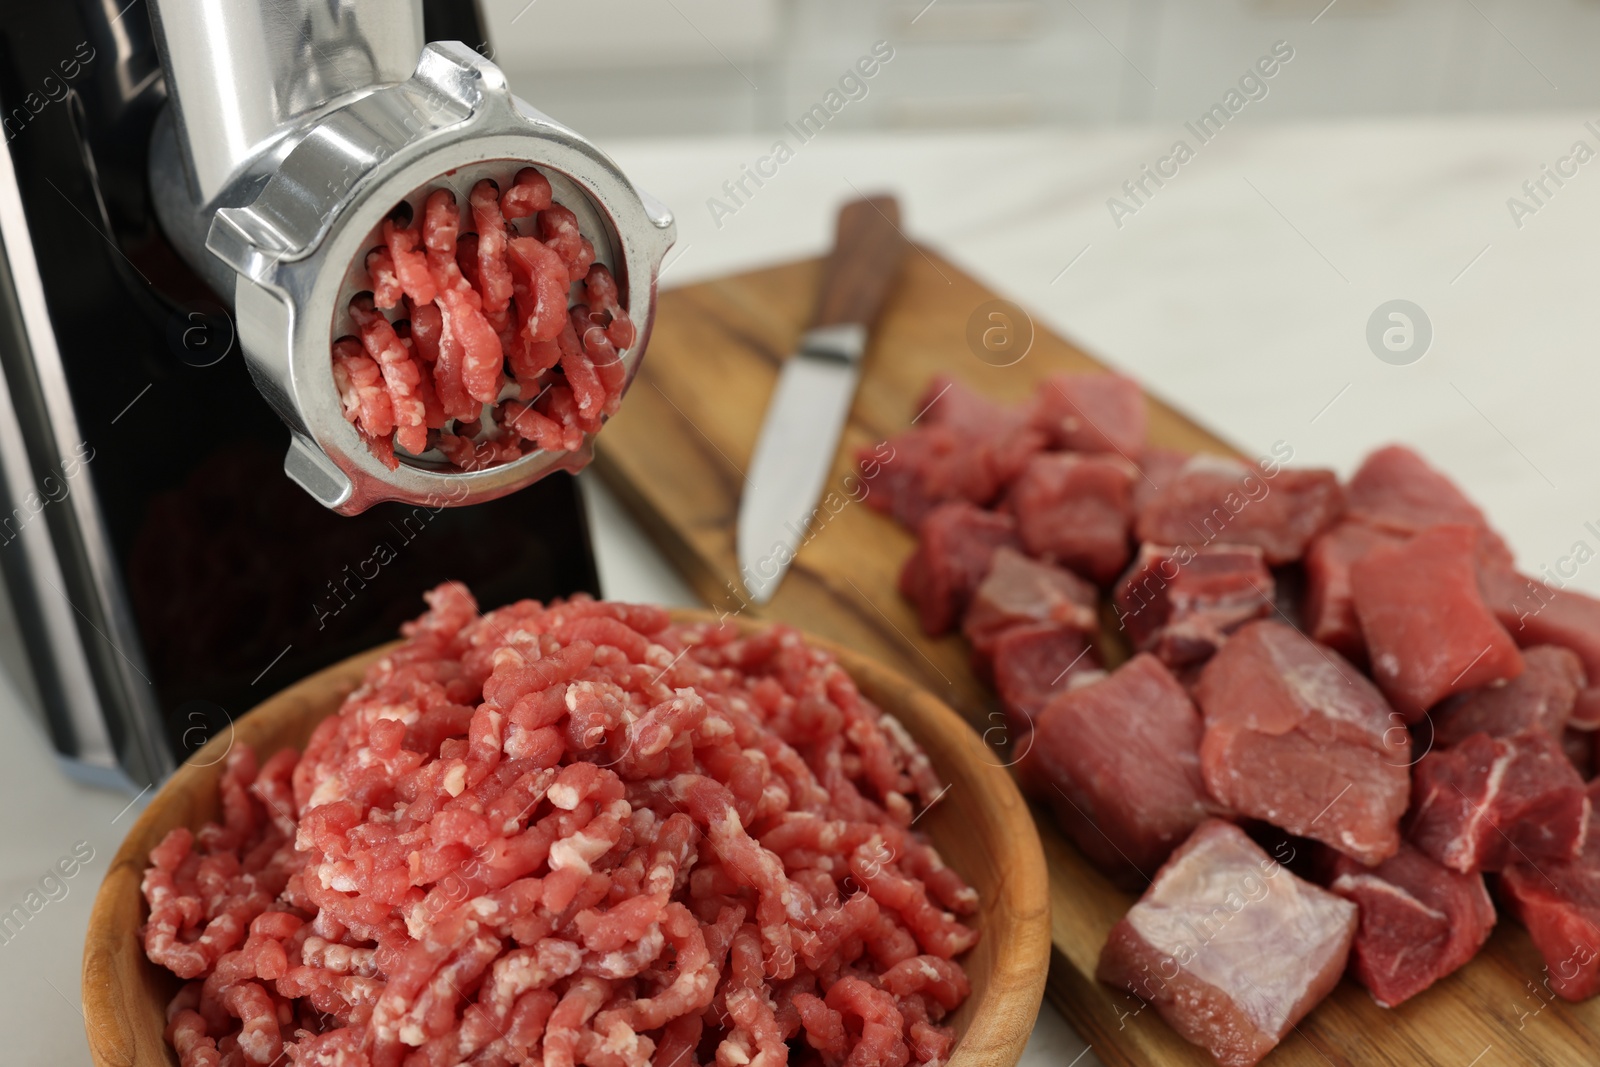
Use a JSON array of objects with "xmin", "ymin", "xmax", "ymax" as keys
[{"xmin": 737, "ymin": 196, "xmax": 910, "ymax": 603}]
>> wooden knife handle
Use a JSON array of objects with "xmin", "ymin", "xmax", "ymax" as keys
[{"xmin": 811, "ymin": 196, "xmax": 910, "ymax": 329}]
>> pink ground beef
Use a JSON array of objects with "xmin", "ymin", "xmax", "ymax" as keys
[
  {"xmin": 335, "ymin": 171, "xmax": 635, "ymax": 473},
  {"xmin": 140, "ymin": 585, "xmax": 977, "ymax": 1067}
]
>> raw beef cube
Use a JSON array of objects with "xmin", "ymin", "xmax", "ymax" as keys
[
  {"xmin": 1500, "ymin": 779, "xmax": 1600, "ymax": 1001},
  {"xmin": 992, "ymin": 623, "xmax": 1100, "ymax": 740},
  {"xmin": 1030, "ymin": 371, "xmax": 1146, "ymax": 456},
  {"xmin": 914, "ymin": 374, "xmax": 1049, "ymax": 492},
  {"xmin": 1407, "ymin": 731, "xmax": 1589, "ymax": 873},
  {"xmin": 1351, "ymin": 524, "xmax": 1524, "ymax": 721},
  {"xmin": 858, "ymin": 424, "xmax": 974, "ymax": 528},
  {"xmin": 963, "ymin": 546, "xmax": 1099, "ymax": 660},
  {"xmin": 1007, "ymin": 452, "xmax": 1135, "ymax": 583},
  {"xmin": 1134, "ymin": 455, "xmax": 1344, "ymax": 566},
  {"xmin": 1096, "ymin": 820, "xmax": 1356, "ymax": 1067},
  {"xmin": 897, "ymin": 502, "xmax": 1020, "ymax": 635},
  {"xmin": 857, "ymin": 424, "xmax": 992, "ymax": 528},
  {"xmin": 1112, "ymin": 542, "xmax": 1275, "ymax": 668},
  {"xmin": 1021, "ymin": 655, "xmax": 1216, "ymax": 886},
  {"xmin": 1195, "ymin": 619, "xmax": 1411, "ymax": 866},
  {"xmin": 1324, "ymin": 843, "xmax": 1495, "ymax": 1007},
  {"xmin": 1302, "ymin": 520, "xmax": 1407, "ymax": 662},
  {"xmin": 1133, "ymin": 446, "xmax": 1192, "ymax": 514},
  {"xmin": 1432, "ymin": 645, "xmax": 1584, "ymax": 747},
  {"xmin": 858, "ymin": 377, "xmax": 1048, "ymax": 528},
  {"xmin": 1480, "ymin": 566, "xmax": 1600, "ymax": 726},
  {"xmin": 1347, "ymin": 444, "xmax": 1513, "ymax": 564},
  {"xmin": 982, "ymin": 424, "xmax": 1049, "ymax": 493}
]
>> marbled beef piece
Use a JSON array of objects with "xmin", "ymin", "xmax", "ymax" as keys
[
  {"xmin": 897, "ymin": 502, "xmax": 1020, "ymax": 635},
  {"xmin": 1302, "ymin": 520, "xmax": 1407, "ymax": 662},
  {"xmin": 1021, "ymin": 655, "xmax": 1217, "ymax": 887},
  {"xmin": 1324, "ymin": 843, "xmax": 1495, "ymax": 1007},
  {"xmin": 963, "ymin": 546, "xmax": 1099, "ymax": 661},
  {"xmin": 1408, "ymin": 731, "xmax": 1589, "ymax": 873},
  {"xmin": 1195, "ymin": 620, "xmax": 1411, "ymax": 866},
  {"xmin": 1351, "ymin": 524, "xmax": 1525, "ymax": 722},
  {"xmin": 1501, "ymin": 779, "xmax": 1600, "ymax": 1001},
  {"xmin": 992, "ymin": 623, "xmax": 1100, "ymax": 741},
  {"xmin": 1112, "ymin": 542, "xmax": 1274, "ymax": 669},
  {"xmin": 1480, "ymin": 566, "xmax": 1600, "ymax": 729},
  {"xmin": 1346, "ymin": 444, "xmax": 1513, "ymax": 565},
  {"xmin": 1029, "ymin": 371, "xmax": 1147, "ymax": 457},
  {"xmin": 1096, "ymin": 820, "xmax": 1356, "ymax": 1067},
  {"xmin": 1432, "ymin": 645, "xmax": 1584, "ymax": 747},
  {"xmin": 858, "ymin": 377, "xmax": 1047, "ymax": 528},
  {"xmin": 1006, "ymin": 452, "xmax": 1135, "ymax": 584},
  {"xmin": 1134, "ymin": 455, "xmax": 1344, "ymax": 566}
]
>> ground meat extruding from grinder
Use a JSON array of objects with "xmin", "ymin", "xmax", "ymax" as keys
[{"xmin": 334, "ymin": 172, "xmax": 633, "ymax": 473}]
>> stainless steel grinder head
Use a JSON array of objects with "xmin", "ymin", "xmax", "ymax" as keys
[{"xmin": 148, "ymin": 6, "xmax": 675, "ymax": 514}]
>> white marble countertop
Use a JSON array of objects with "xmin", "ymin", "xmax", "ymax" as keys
[{"xmin": 8, "ymin": 112, "xmax": 1599, "ymax": 1064}]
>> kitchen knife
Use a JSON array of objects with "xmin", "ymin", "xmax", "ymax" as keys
[{"xmin": 737, "ymin": 196, "xmax": 910, "ymax": 603}]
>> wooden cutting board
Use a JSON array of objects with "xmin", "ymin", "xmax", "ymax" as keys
[{"xmin": 593, "ymin": 250, "xmax": 1598, "ymax": 1066}]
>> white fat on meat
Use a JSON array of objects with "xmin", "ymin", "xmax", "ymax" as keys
[{"xmin": 1124, "ymin": 823, "xmax": 1356, "ymax": 1040}]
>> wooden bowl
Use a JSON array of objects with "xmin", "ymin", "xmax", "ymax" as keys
[{"xmin": 83, "ymin": 613, "xmax": 1050, "ymax": 1067}]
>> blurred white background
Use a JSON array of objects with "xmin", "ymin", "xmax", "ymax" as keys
[{"xmin": 482, "ymin": 0, "xmax": 1600, "ymax": 136}]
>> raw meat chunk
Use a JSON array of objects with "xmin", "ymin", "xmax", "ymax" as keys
[
  {"xmin": 1324, "ymin": 843, "xmax": 1495, "ymax": 1007},
  {"xmin": 1346, "ymin": 445, "xmax": 1513, "ymax": 564},
  {"xmin": 858, "ymin": 378, "xmax": 1046, "ymax": 528},
  {"xmin": 1481, "ymin": 566, "xmax": 1600, "ymax": 726},
  {"xmin": 1132, "ymin": 446, "xmax": 1191, "ymax": 514},
  {"xmin": 1195, "ymin": 620, "xmax": 1410, "ymax": 866},
  {"xmin": 897, "ymin": 502, "xmax": 1020, "ymax": 635},
  {"xmin": 1096, "ymin": 820, "xmax": 1356, "ymax": 1067},
  {"xmin": 1432, "ymin": 645, "xmax": 1584, "ymax": 747},
  {"xmin": 1006, "ymin": 452, "xmax": 1135, "ymax": 583},
  {"xmin": 917, "ymin": 375, "xmax": 1048, "ymax": 489},
  {"xmin": 1351, "ymin": 524, "xmax": 1524, "ymax": 721},
  {"xmin": 1302, "ymin": 520, "xmax": 1406, "ymax": 662},
  {"xmin": 1112, "ymin": 542, "xmax": 1274, "ymax": 668},
  {"xmin": 1022, "ymin": 655, "xmax": 1217, "ymax": 887},
  {"xmin": 967, "ymin": 424, "xmax": 1050, "ymax": 500},
  {"xmin": 992, "ymin": 623, "xmax": 1100, "ymax": 741},
  {"xmin": 1029, "ymin": 372, "xmax": 1147, "ymax": 456},
  {"xmin": 963, "ymin": 546, "xmax": 1099, "ymax": 659},
  {"xmin": 1408, "ymin": 731, "xmax": 1589, "ymax": 873},
  {"xmin": 1500, "ymin": 779, "xmax": 1600, "ymax": 1001},
  {"xmin": 1134, "ymin": 455, "xmax": 1344, "ymax": 566},
  {"xmin": 859, "ymin": 423, "xmax": 988, "ymax": 529}
]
